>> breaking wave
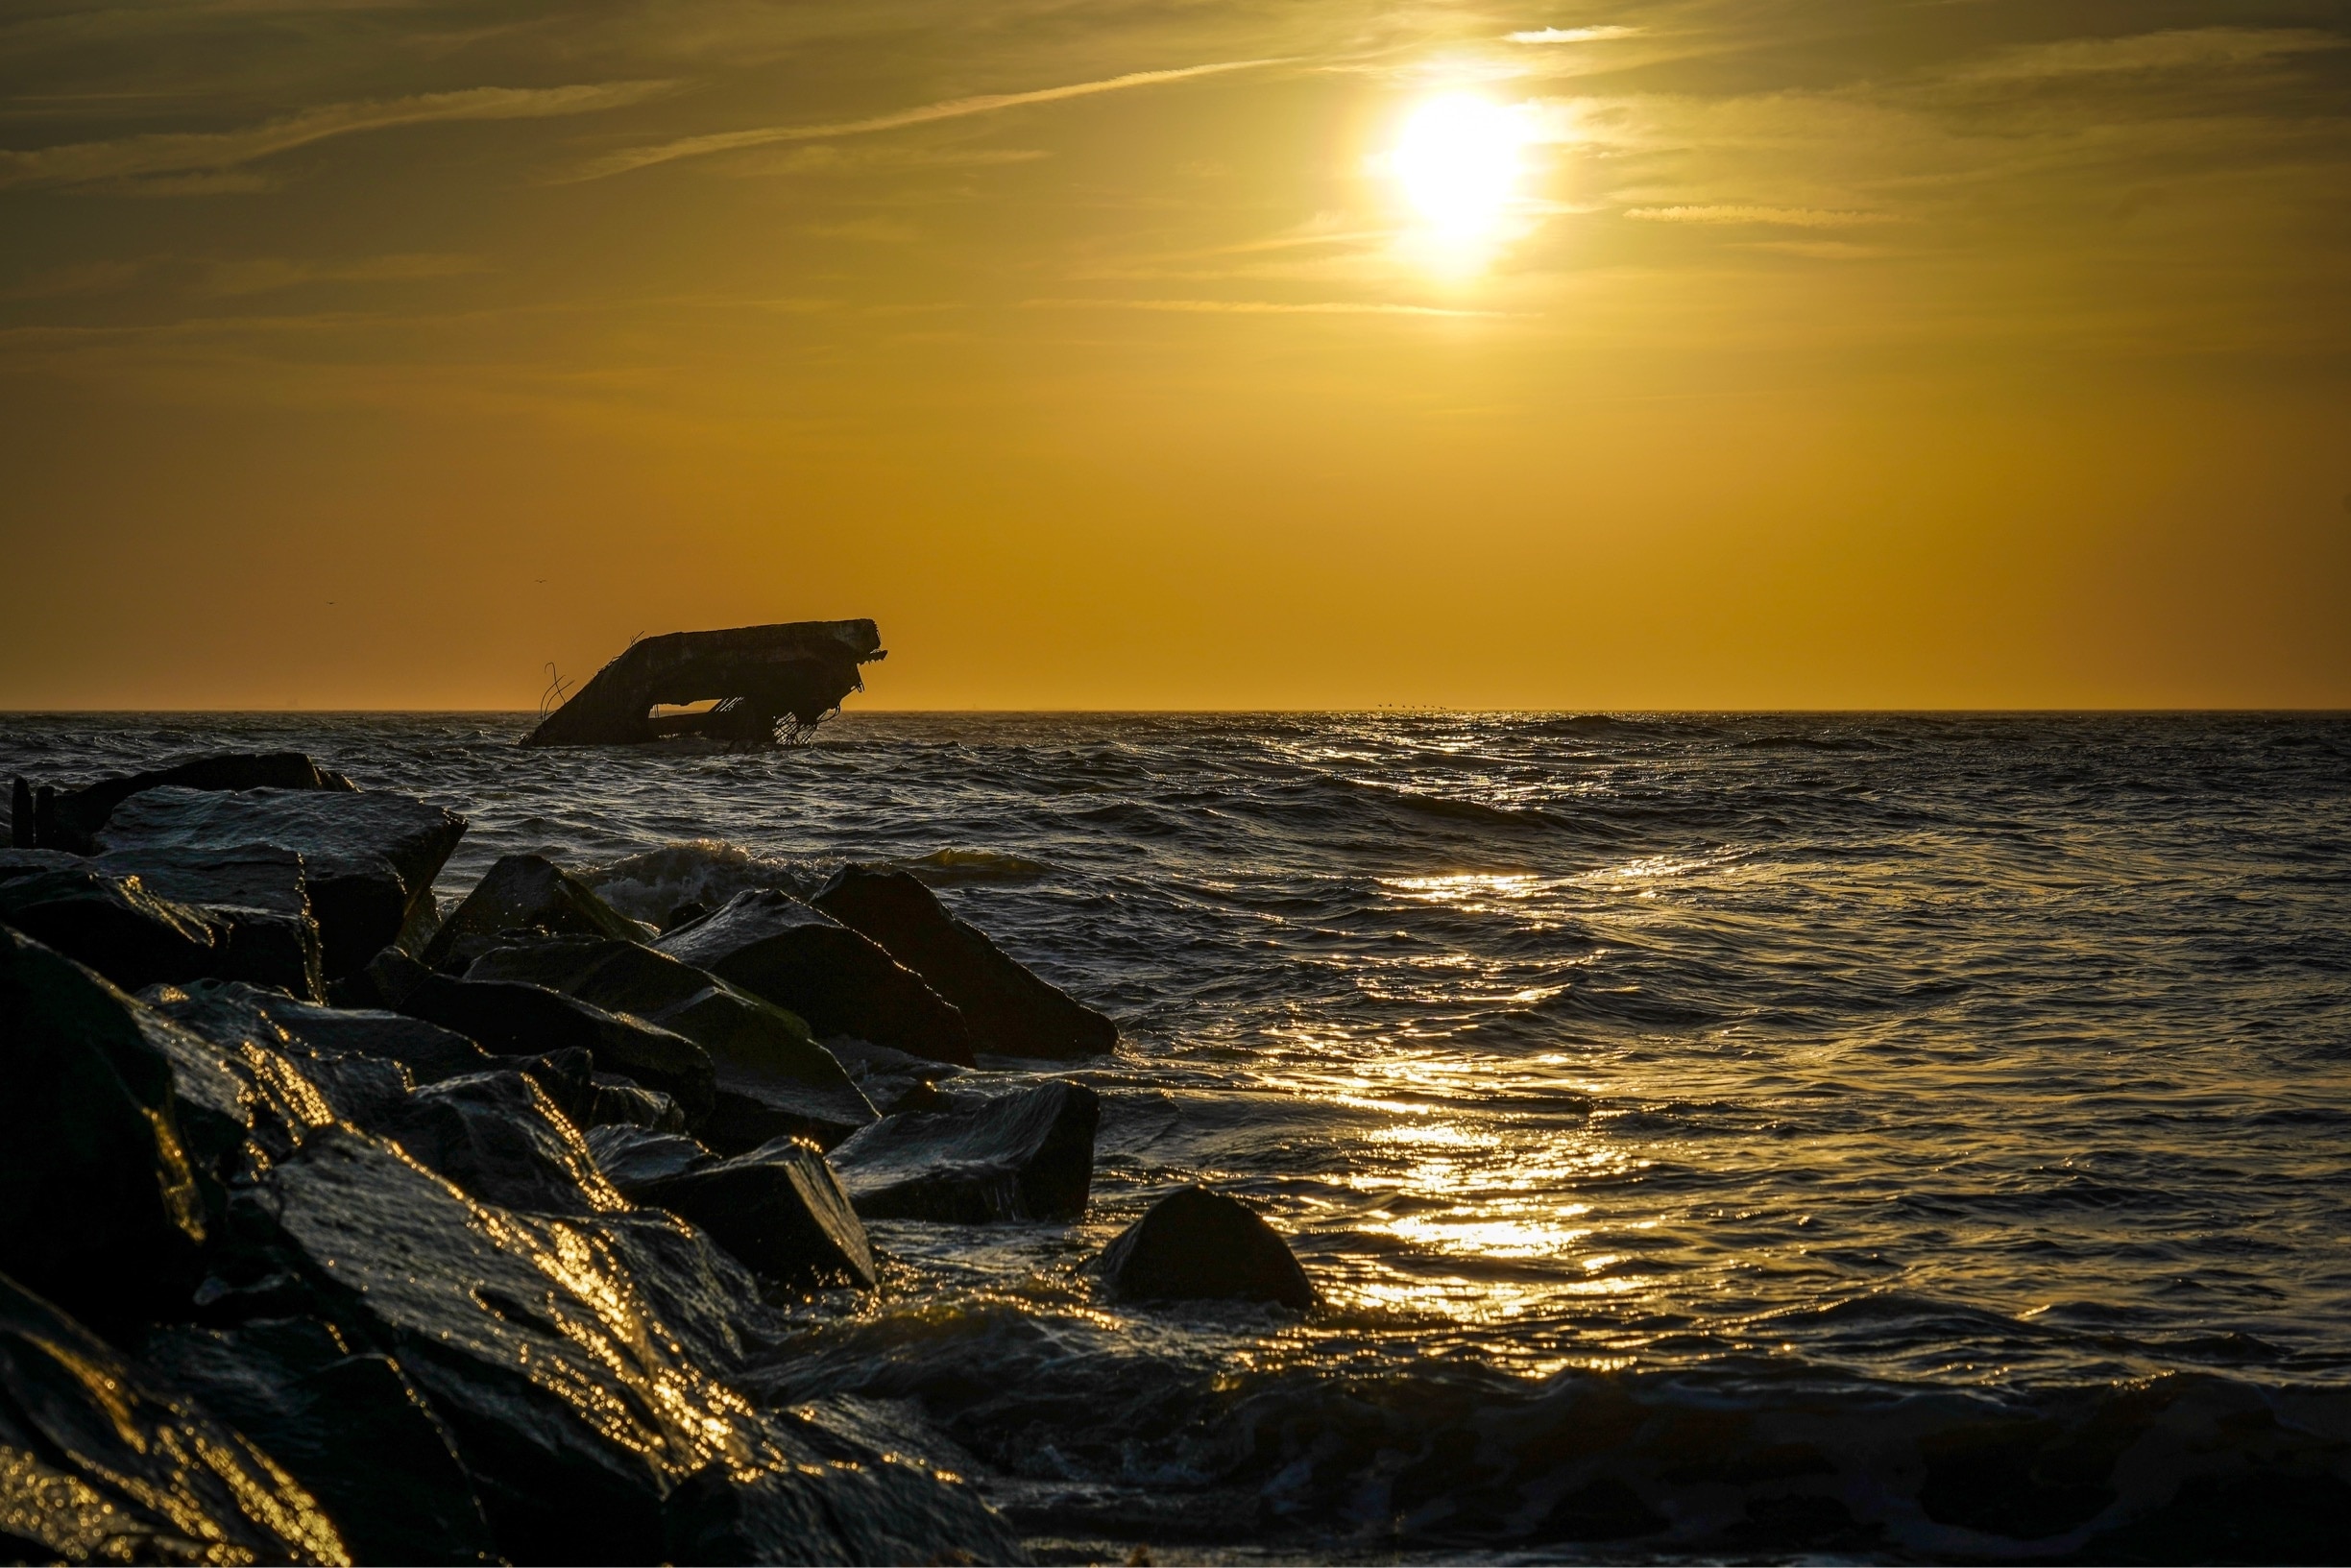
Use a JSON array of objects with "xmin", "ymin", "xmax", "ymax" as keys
[{"xmin": 582, "ymin": 839, "xmax": 823, "ymax": 921}]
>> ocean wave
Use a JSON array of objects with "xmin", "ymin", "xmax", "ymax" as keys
[{"xmin": 582, "ymin": 838, "xmax": 823, "ymax": 920}]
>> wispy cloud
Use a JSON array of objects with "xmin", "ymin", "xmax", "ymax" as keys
[
  {"xmin": 0, "ymin": 81, "xmax": 673, "ymax": 192},
  {"xmin": 199, "ymin": 253, "xmax": 487, "ymax": 295},
  {"xmin": 1951, "ymin": 27, "xmax": 2345, "ymax": 84},
  {"xmin": 1024, "ymin": 297, "xmax": 1507, "ymax": 318},
  {"xmin": 1508, "ymin": 26, "xmax": 1640, "ymax": 44},
  {"xmin": 1624, "ymin": 205, "xmax": 1899, "ymax": 227},
  {"xmin": 572, "ymin": 59, "xmax": 1286, "ymax": 181}
]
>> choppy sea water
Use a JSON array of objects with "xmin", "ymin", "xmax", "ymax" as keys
[{"xmin": 5, "ymin": 712, "xmax": 2349, "ymax": 1561}]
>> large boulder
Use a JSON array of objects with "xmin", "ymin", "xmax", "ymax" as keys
[
  {"xmin": 816, "ymin": 865, "xmax": 1118, "ymax": 1058},
  {"xmin": 1096, "ymin": 1185, "xmax": 1318, "ymax": 1311},
  {"xmin": 0, "ymin": 865, "xmax": 229, "ymax": 993},
  {"xmin": 20, "ymin": 750, "xmax": 353, "ymax": 854},
  {"xmin": 145, "ymin": 976, "xmax": 495, "ymax": 1085},
  {"xmin": 588, "ymin": 1123, "xmax": 717, "ymax": 1188},
  {"xmin": 470, "ymin": 936, "xmax": 877, "ymax": 1152},
  {"xmin": 367, "ymin": 1068, "xmax": 630, "ymax": 1217},
  {"xmin": 144, "ymin": 1316, "xmax": 496, "ymax": 1565},
  {"xmin": 606, "ymin": 1133, "xmax": 876, "ymax": 1291},
  {"xmin": 658, "ymin": 889, "xmax": 978, "ymax": 1068},
  {"xmin": 0, "ymin": 926, "xmax": 209, "ymax": 1339},
  {"xmin": 0, "ymin": 1272, "xmax": 351, "ymax": 1565},
  {"xmin": 380, "ymin": 960, "xmax": 718, "ymax": 1125},
  {"xmin": 210, "ymin": 1126, "xmax": 1008, "ymax": 1563},
  {"xmin": 423, "ymin": 853, "xmax": 652, "ymax": 973},
  {"xmin": 100, "ymin": 845, "xmax": 326, "ymax": 1000},
  {"xmin": 96, "ymin": 785, "xmax": 465, "ymax": 980},
  {"xmin": 828, "ymin": 1080, "xmax": 1100, "ymax": 1223}
]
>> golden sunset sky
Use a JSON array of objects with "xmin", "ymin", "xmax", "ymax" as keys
[{"xmin": 2, "ymin": 0, "xmax": 2346, "ymax": 709}]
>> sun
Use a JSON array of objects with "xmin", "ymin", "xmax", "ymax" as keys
[{"xmin": 1389, "ymin": 94, "xmax": 1532, "ymax": 242}]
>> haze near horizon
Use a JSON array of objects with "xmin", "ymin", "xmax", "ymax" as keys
[{"xmin": 2, "ymin": 0, "xmax": 2347, "ymax": 711}]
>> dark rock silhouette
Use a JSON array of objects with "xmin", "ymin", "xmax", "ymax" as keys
[
  {"xmin": 144, "ymin": 1315, "xmax": 496, "ymax": 1565},
  {"xmin": 1097, "ymin": 1185, "xmax": 1318, "ymax": 1310},
  {"xmin": 377, "ymin": 957, "xmax": 719, "ymax": 1126},
  {"xmin": 0, "ymin": 926, "xmax": 209, "ymax": 1339},
  {"xmin": 0, "ymin": 865, "xmax": 229, "ymax": 993},
  {"xmin": 0, "ymin": 1271, "xmax": 351, "ymax": 1564},
  {"xmin": 816, "ymin": 865, "xmax": 1118, "ymax": 1059},
  {"xmin": 662, "ymin": 1443, "xmax": 1027, "ymax": 1565},
  {"xmin": 470, "ymin": 935, "xmax": 876, "ymax": 1151},
  {"xmin": 95, "ymin": 785, "xmax": 465, "ymax": 979},
  {"xmin": 422, "ymin": 852, "xmax": 651, "ymax": 973},
  {"xmin": 827, "ymin": 1034, "xmax": 968, "ymax": 1115},
  {"xmin": 593, "ymin": 1073, "xmax": 690, "ymax": 1132},
  {"xmin": 523, "ymin": 619, "xmax": 885, "ymax": 748},
  {"xmin": 658, "ymin": 888, "xmax": 978, "ymax": 1068},
  {"xmin": 829, "ymin": 1080, "xmax": 1100, "ymax": 1222},
  {"xmin": 13, "ymin": 751, "xmax": 354, "ymax": 855},
  {"xmin": 614, "ymin": 1134, "xmax": 878, "ymax": 1291}
]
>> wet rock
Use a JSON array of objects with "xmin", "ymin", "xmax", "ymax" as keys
[
  {"xmin": 0, "ymin": 927, "xmax": 209, "ymax": 1338},
  {"xmin": 0, "ymin": 1272, "xmax": 351, "ymax": 1565},
  {"xmin": 369, "ymin": 1069, "xmax": 629, "ymax": 1217},
  {"xmin": 142, "ymin": 980, "xmax": 416, "ymax": 1140},
  {"xmin": 147, "ymin": 977, "xmax": 496, "ymax": 1084},
  {"xmin": 829, "ymin": 1080, "xmax": 1100, "ymax": 1223},
  {"xmin": 621, "ymin": 1135, "xmax": 877, "ymax": 1291},
  {"xmin": 143, "ymin": 1316, "xmax": 496, "ymax": 1566},
  {"xmin": 23, "ymin": 751, "xmax": 353, "ymax": 855},
  {"xmin": 422, "ymin": 853, "xmax": 652, "ymax": 973},
  {"xmin": 99, "ymin": 845, "xmax": 326, "ymax": 1000},
  {"xmin": 0, "ymin": 864, "xmax": 227, "ymax": 993},
  {"xmin": 96, "ymin": 785, "xmax": 465, "ymax": 980},
  {"xmin": 658, "ymin": 888, "xmax": 978, "ymax": 1069},
  {"xmin": 0, "ymin": 846, "xmax": 85, "ymax": 880},
  {"xmin": 470, "ymin": 936, "xmax": 876, "ymax": 1152},
  {"xmin": 219, "ymin": 1126, "xmax": 1006, "ymax": 1564},
  {"xmin": 663, "ymin": 898, "xmax": 711, "ymax": 931},
  {"xmin": 1096, "ymin": 1185, "xmax": 1318, "ymax": 1311},
  {"xmin": 587, "ymin": 1123, "xmax": 717, "ymax": 1188},
  {"xmin": 385, "ymin": 962, "xmax": 718, "ymax": 1125},
  {"xmin": 826, "ymin": 1034, "xmax": 967, "ymax": 1116},
  {"xmin": 594, "ymin": 1073, "xmax": 690, "ymax": 1132},
  {"xmin": 662, "ymin": 1446, "xmax": 1029, "ymax": 1566},
  {"xmin": 817, "ymin": 865, "xmax": 1118, "ymax": 1059}
]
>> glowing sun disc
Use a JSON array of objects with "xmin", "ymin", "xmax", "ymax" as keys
[{"xmin": 1392, "ymin": 94, "xmax": 1529, "ymax": 236}]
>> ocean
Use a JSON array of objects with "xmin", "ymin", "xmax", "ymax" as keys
[{"xmin": 5, "ymin": 711, "xmax": 2347, "ymax": 1561}]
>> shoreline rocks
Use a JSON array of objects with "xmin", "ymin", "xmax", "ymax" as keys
[
  {"xmin": 830, "ymin": 1080, "xmax": 1101, "ymax": 1223},
  {"xmin": 1096, "ymin": 1185, "xmax": 1318, "ymax": 1311}
]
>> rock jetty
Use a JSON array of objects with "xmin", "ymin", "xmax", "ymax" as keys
[{"xmin": 0, "ymin": 749, "xmax": 1318, "ymax": 1564}]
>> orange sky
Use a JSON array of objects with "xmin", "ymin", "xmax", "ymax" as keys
[{"xmin": 2, "ymin": 1, "xmax": 2346, "ymax": 709}]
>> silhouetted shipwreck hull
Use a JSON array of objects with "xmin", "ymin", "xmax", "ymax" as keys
[{"xmin": 523, "ymin": 620, "xmax": 885, "ymax": 748}]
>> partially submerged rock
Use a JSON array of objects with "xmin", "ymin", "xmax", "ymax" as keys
[
  {"xmin": 0, "ymin": 1271, "xmax": 351, "ymax": 1565},
  {"xmin": 658, "ymin": 889, "xmax": 979, "ymax": 1068},
  {"xmin": 523, "ymin": 619, "xmax": 885, "ymax": 748},
  {"xmin": 96, "ymin": 785, "xmax": 465, "ymax": 979},
  {"xmin": 469, "ymin": 935, "xmax": 877, "ymax": 1151},
  {"xmin": 1096, "ymin": 1184, "xmax": 1318, "ymax": 1311},
  {"xmin": 13, "ymin": 750, "xmax": 353, "ymax": 855},
  {"xmin": 143, "ymin": 1316, "xmax": 496, "ymax": 1566},
  {"xmin": 829, "ymin": 1080, "xmax": 1101, "ymax": 1223},
  {"xmin": 816, "ymin": 865, "xmax": 1118, "ymax": 1059},
  {"xmin": 615, "ymin": 1134, "xmax": 878, "ymax": 1291},
  {"xmin": 0, "ymin": 926, "xmax": 209, "ymax": 1338},
  {"xmin": 422, "ymin": 852, "xmax": 652, "ymax": 973}
]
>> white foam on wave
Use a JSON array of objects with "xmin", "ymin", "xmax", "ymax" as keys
[{"xmin": 582, "ymin": 839, "xmax": 824, "ymax": 921}]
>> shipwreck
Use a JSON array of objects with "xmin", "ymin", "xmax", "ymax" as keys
[{"xmin": 522, "ymin": 619, "xmax": 885, "ymax": 748}]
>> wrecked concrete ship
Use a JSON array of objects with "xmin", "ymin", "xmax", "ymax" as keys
[{"xmin": 523, "ymin": 619, "xmax": 885, "ymax": 748}]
